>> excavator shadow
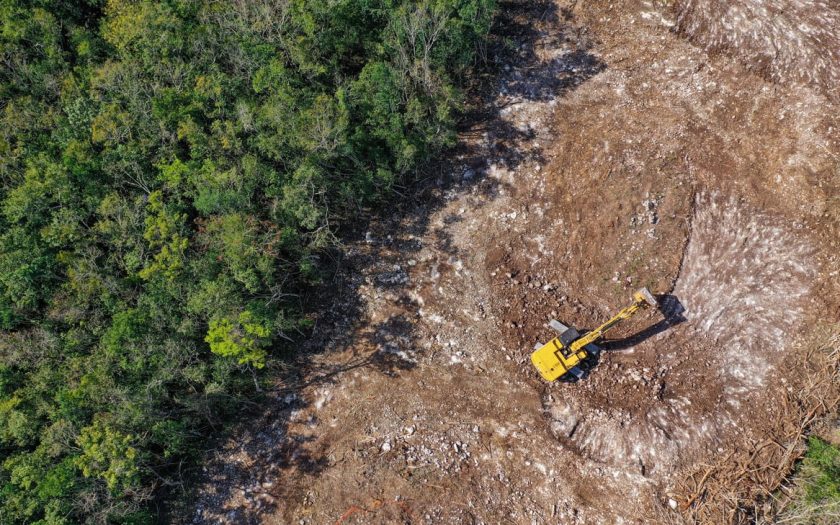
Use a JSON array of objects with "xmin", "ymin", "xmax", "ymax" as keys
[
  {"xmin": 602, "ymin": 294, "xmax": 687, "ymax": 351},
  {"xmin": 563, "ymin": 294, "xmax": 686, "ymax": 382}
]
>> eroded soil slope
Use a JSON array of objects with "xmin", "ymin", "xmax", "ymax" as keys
[{"xmin": 193, "ymin": 1, "xmax": 840, "ymax": 523}]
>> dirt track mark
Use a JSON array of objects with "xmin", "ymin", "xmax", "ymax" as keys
[
  {"xmin": 543, "ymin": 193, "xmax": 818, "ymax": 477},
  {"xmin": 674, "ymin": 192, "xmax": 817, "ymax": 392},
  {"xmin": 675, "ymin": 0, "xmax": 840, "ymax": 101}
]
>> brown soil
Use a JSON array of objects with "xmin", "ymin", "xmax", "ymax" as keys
[{"xmin": 191, "ymin": 1, "xmax": 840, "ymax": 523}]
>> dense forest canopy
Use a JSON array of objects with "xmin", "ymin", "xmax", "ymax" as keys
[{"xmin": 0, "ymin": 0, "xmax": 495, "ymax": 522}]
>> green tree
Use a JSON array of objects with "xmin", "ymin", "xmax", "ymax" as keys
[
  {"xmin": 0, "ymin": 0, "xmax": 495, "ymax": 521},
  {"xmin": 75, "ymin": 422, "xmax": 140, "ymax": 493},
  {"xmin": 205, "ymin": 310, "xmax": 272, "ymax": 368}
]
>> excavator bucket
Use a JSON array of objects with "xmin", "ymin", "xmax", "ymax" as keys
[{"xmin": 633, "ymin": 287, "xmax": 658, "ymax": 308}]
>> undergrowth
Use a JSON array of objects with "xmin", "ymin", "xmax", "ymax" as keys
[{"xmin": 778, "ymin": 436, "xmax": 840, "ymax": 524}]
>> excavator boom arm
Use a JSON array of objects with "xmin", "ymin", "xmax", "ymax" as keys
[{"xmin": 569, "ymin": 303, "xmax": 642, "ymax": 352}]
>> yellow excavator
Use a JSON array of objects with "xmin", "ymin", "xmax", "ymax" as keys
[{"xmin": 531, "ymin": 287, "xmax": 658, "ymax": 381}]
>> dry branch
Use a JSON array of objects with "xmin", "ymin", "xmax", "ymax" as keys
[{"xmin": 673, "ymin": 328, "xmax": 840, "ymax": 524}]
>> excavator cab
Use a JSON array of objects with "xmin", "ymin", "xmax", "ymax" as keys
[
  {"xmin": 531, "ymin": 323, "xmax": 598, "ymax": 381},
  {"xmin": 558, "ymin": 326, "xmax": 580, "ymax": 349},
  {"xmin": 531, "ymin": 288, "xmax": 658, "ymax": 381}
]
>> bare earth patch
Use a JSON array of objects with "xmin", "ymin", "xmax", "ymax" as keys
[{"xmin": 191, "ymin": 1, "xmax": 840, "ymax": 523}]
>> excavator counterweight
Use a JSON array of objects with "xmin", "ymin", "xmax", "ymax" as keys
[{"xmin": 531, "ymin": 287, "xmax": 658, "ymax": 381}]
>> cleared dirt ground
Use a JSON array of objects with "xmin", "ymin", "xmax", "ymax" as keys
[{"xmin": 192, "ymin": 1, "xmax": 840, "ymax": 523}]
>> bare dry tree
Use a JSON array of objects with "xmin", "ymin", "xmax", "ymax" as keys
[{"xmin": 389, "ymin": 2, "xmax": 453, "ymax": 97}]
